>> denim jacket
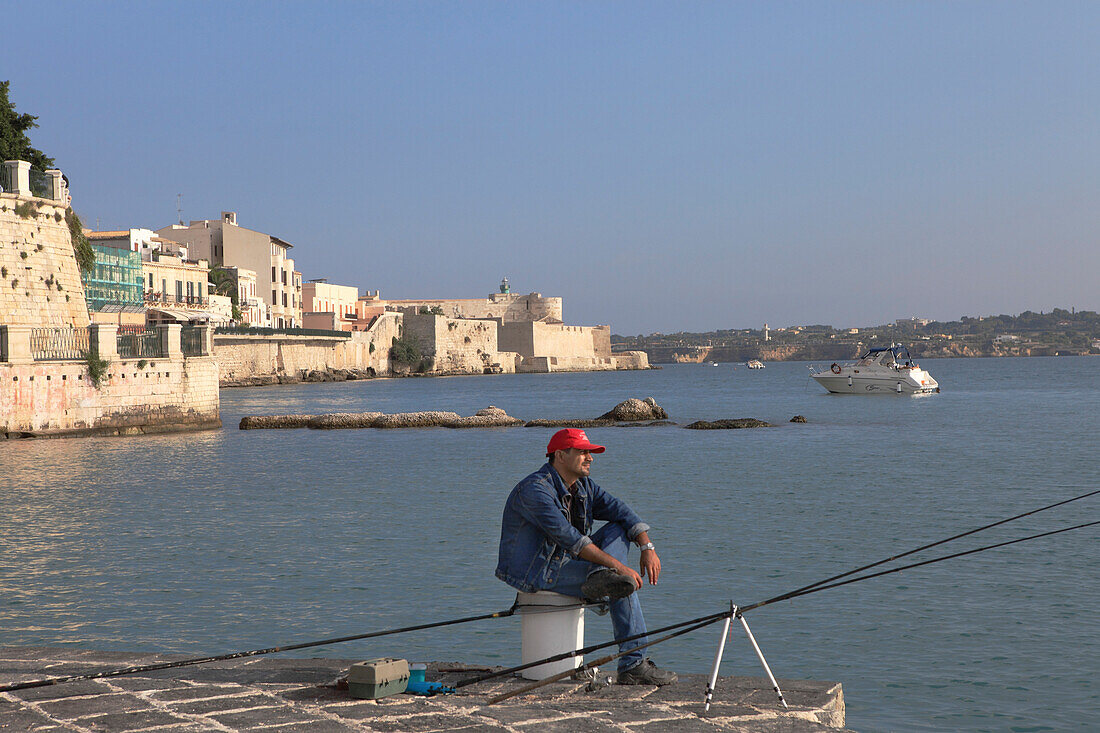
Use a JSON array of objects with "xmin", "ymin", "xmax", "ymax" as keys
[{"xmin": 496, "ymin": 462, "xmax": 650, "ymax": 593}]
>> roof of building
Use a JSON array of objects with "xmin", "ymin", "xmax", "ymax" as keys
[
  {"xmin": 270, "ymin": 235, "xmax": 294, "ymax": 249},
  {"xmin": 86, "ymin": 230, "xmax": 131, "ymax": 239}
]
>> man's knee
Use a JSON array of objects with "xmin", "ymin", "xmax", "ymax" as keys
[{"xmin": 591, "ymin": 522, "xmax": 630, "ymax": 560}]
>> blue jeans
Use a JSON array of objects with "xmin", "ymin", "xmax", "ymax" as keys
[{"xmin": 539, "ymin": 522, "xmax": 648, "ymax": 672}]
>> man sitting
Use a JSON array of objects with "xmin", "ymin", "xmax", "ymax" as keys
[{"xmin": 495, "ymin": 428, "xmax": 677, "ymax": 685}]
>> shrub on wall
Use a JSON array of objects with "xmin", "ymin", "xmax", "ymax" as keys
[
  {"xmin": 390, "ymin": 335, "xmax": 422, "ymax": 366},
  {"xmin": 84, "ymin": 350, "xmax": 108, "ymax": 389},
  {"xmin": 65, "ymin": 208, "xmax": 95, "ymax": 273}
]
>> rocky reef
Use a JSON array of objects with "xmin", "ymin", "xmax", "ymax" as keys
[{"xmin": 239, "ymin": 398, "xmax": 778, "ymax": 432}]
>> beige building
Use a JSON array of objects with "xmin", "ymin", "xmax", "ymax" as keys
[
  {"xmin": 216, "ymin": 266, "xmax": 266, "ymax": 326},
  {"xmin": 157, "ymin": 211, "xmax": 303, "ymax": 328},
  {"xmin": 142, "ymin": 251, "xmax": 231, "ymax": 325}
]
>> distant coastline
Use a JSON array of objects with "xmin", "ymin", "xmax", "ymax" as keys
[{"xmin": 613, "ymin": 308, "xmax": 1100, "ymax": 363}]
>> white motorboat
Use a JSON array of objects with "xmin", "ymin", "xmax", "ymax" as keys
[
  {"xmin": 809, "ymin": 345, "xmax": 939, "ymax": 394},
  {"xmin": 746, "ymin": 360, "xmax": 765, "ymax": 369}
]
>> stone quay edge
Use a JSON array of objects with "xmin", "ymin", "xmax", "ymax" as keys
[{"xmin": 0, "ymin": 647, "xmax": 848, "ymax": 732}]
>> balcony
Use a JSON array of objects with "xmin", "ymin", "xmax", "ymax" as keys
[{"xmin": 145, "ymin": 292, "xmax": 210, "ymax": 309}]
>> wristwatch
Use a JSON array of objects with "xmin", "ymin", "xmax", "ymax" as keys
[{"xmin": 639, "ymin": 542, "xmax": 655, "ymax": 552}]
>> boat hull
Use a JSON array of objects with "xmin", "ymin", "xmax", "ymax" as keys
[{"xmin": 812, "ymin": 371, "xmax": 939, "ymax": 395}]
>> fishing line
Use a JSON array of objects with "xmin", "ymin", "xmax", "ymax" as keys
[
  {"xmin": 738, "ymin": 519, "xmax": 1100, "ymax": 613},
  {"xmin": 455, "ymin": 609, "xmax": 733, "ymax": 688},
  {"xmin": 771, "ymin": 488, "xmax": 1100, "ymax": 601},
  {"xmin": 3, "ymin": 496, "xmax": 1093, "ymax": 693},
  {"xmin": 484, "ymin": 616, "xmax": 725, "ymax": 704},
  {"xmin": 464, "ymin": 515, "xmax": 1099, "ymax": 686},
  {"xmin": 0, "ymin": 605, "xmax": 519, "ymax": 693}
]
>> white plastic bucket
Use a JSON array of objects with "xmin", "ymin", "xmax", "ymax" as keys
[{"xmin": 516, "ymin": 591, "xmax": 585, "ymax": 680}]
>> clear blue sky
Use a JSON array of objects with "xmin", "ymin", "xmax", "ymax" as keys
[{"xmin": 7, "ymin": 2, "xmax": 1099, "ymax": 334}]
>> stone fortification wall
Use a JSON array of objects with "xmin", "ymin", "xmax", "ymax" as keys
[
  {"xmin": 500, "ymin": 321, "xmax": 643, "ymax": 372},
  {"xmin": 0, "ymin": 194, "xmax": 90, "ymax": 327},
  {"xmin": 0, "ymin": 350, "xmax": 219, "ymax": 437},
  {"xmin": 214, "ymin": 313, "xmax": 401, "ymax": 382},
  {"xmin": 385, "ymin": 292, "xmax": 563, "ymax": 322},
  {"xmin": 402, "ymin": 314, "xmax": 515, "ymax": 374}
]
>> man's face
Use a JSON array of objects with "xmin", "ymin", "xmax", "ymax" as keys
[{"xmin": 557, "ymin": 448, "xmax": 593, "ymax": 478}]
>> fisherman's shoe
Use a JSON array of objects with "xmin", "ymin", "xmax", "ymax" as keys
[
  {"xmin": 580, "ymin": 569, "xmax": 636, "ymax": 602},
  {"xmin": 617, "ymin": 659, "xmax": 678, "ymax": 686}
]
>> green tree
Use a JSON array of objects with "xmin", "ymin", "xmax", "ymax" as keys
[{"xmin": 0, "ymin": 81, "xmax": 54, "ymax": 170}]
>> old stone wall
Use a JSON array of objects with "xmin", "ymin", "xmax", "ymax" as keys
[
  {"xmin": 0, "ymin": 355, "xmax": 220, "ymax": 437},
  {"xmin": 403, "ymin": 314, "xmax": 514, "ymax": 373},
  {"xmin": 0, "ymin": 194, "xmax": 90, "ymax": 327},
  {"xmin": 385, "ymin": 292, "xmax": 563, "ymax": 322},
  {"xmin": 214, "ymin": 313, "xmax": 402, "ymax": 381}
]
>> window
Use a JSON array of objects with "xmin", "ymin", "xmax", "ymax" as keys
[
  {"xmin": 148, "ymin": 273, "xmax": 153, "ymax": 289},
  {"xmin": 186, "ymin": 281, "xmax": 193, "ymax": 300},
  {"xmin": 271, "ymin": 266, "xmax": 276, "ymax": 281},
  {"xmin": 162, "ymin": 278, "xmax": 167, "ymax": 295},
  {"xmin": 283, "ymin": 293, "xmax": 288, "ymax": 307},
  {"xmin": 176, "ymin": 280, "xmax": 183, "ymax": 301},
  {"xmin": 272, "ymin": 290, "xmax": 277, "ymax": 304},
  {"xmin": 281, "ymin": 270, "xmax": 287, "ymax": 285}
]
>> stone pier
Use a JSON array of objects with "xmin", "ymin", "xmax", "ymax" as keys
[{"xmin": 0, "ymin": 648, "xmax": 847, "ymax": 732}]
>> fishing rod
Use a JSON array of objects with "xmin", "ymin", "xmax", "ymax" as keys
[
  {"xmin": 0, "ymin": 605, "xmax": 519, "ymax": 694},
  {"xmin": 768, "ymin": 488, "xmax": 1100, "ymax": 602},
  {"xmin": 463, "ymin": 513, "xmax": 1099, "ymax": 697},
  {"xmin": 737, "ymin": 518, "xmax": 1100, "ymax": 613},
  {"xmin": 486, "ymin": 616, "xmax": 725, "ymax": 704},
  {"xmin": 455, "ymin": 608, "xmax": 733, "ymax": 688},
  {"xmin": 3, "ymin": 495, "xmax": 1093, "ymax": 696}
]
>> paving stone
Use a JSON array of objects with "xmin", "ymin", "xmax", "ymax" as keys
[
  {"xmin": 242, "ymin": 721, "xmax": 358, "ymax": 733},
  {"xmin": 80, "ymin": 709, "xmax": 191, "ymax": 731},
  {"xmin": 168, "ymin": 693, "xmax": 278, "ymax": 715},
  {"xmin": 101, "ymin": 677, "xmax": 195, "ymax": 693},
  {"xmin": 513, "ymin": 714, "xmax": 622, "ymax": 732},
  {"xmin": 369, "ymin": 713, "xmax": 494, "ymax": 732},
  {"xmin": 0, "ymin": 706, "xmax": 62, "ymax": 731},
  {"xmin": 625, "ymin": 715, "xmax": 722, "ymax": 731},
  {"xmin": 0, "ymin": 648, "xmax": 848, "ymax": 732},
  {"xmin": 37, "ymin": 692, "xmax": 148, "ymax": 719},
  {"xmin": 208, "ymin": 706, "xmax": 317, "ymax": 729},
  {"xmin": 13, "ymin": 680, "xmax": 121, "ymax": 701},
  {"xmin": 146, "ymin": 684, "xmax": 246, "ymax": 701}
]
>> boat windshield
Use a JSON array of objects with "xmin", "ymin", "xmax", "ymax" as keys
[{"xmin": 858, "ymin": 345, "xmax": 915, "ymax": 367}]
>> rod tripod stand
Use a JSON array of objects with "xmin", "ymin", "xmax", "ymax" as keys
[{"xmin": 704, "ymin": 603, "xmax": 788, "ymax": 712}]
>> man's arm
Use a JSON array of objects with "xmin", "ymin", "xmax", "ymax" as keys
[
  {"xmin": 633, "ymin": 530, "xmax": 661, "ymax": 585},
  {"xmin": 577, "ymin": 542, "xmax": 643, "ymax": 590}
]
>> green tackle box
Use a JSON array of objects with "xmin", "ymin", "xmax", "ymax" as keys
[{"xmin": 347, "ymin": 658, "xmax": 410, "ymax": 699}]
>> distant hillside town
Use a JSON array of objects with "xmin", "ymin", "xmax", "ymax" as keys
[{"xmin": 614, "ymin": 311, "xmax": 1100, "ymax": 364}]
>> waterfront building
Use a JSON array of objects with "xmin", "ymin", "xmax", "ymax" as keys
[
  {"xmin": 156, "ymin": 211, "xmax": 303, "ymax": 328},
  {"xmin": 82, "ymin": 234, "xmax": 144, "ymax": 325},
  {"xmin": 1, "ymin": 160, "xmax": 220, "ymax": 437},
  {"xmin": 214, "ymin": 266, "xmax": 266, "ymax": 326},
  {"xmin": 302, "ymin": 280, "xmax": 363, "ymax": 331}
]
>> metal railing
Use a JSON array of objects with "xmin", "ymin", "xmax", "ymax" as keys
[
  {"xmin": 214, "ymin": 326, "xmax": 352, "ymax": 339},
  {"xmin": 28, "ymin": 169, "xmax": 51, "ymax": 199},
  {"xmin": 117, "ymin": 326, "xmax": 165, "ymax": 359},
  {"xmin": 145, "ymin": 293, "xmax": 210, "ymax": 308},
  {"xmin": 30, "ymin": 327, "xmax": 90, "ymax": 361},
  {"xmin": 181, "ymin": 325, "xmax": 204, "ymax": 356}
]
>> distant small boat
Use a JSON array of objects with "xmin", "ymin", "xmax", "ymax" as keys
[
  {"xmin": 711, "ymin": 362, "xmax": 719, "ymax": 366},
  {"xmin": 746, "ymin": 360, "xmax": 765, "ymax": 369},
  {"xmin": 809, "ymin": 344, "xmax": 939, "ymax": 395}
]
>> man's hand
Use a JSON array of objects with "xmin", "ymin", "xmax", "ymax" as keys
[
  {"xmin": 612, "ymin": 561, "xmax": 644, "ymax": 590},
  {"xmin": 639, "ymin": 549, "xmax": 661, "ymax": 585}
]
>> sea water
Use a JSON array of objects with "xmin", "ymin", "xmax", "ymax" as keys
[{"xmin": 1, "ymin": 357, "xmax": 1097, "ymax": 731}]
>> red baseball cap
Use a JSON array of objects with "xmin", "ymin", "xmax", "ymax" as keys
[{"xmin": 546, "ymin": 428, "xmax": 606, "ymax": 456}]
